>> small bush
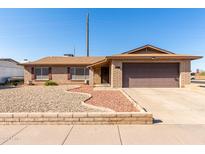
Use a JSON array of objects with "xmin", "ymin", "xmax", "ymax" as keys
[{"xmin": 44, "ymin": 80, "xmax": 58, "ymax": 86}]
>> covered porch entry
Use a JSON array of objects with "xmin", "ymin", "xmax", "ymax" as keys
[{"xmin": 89, "ymin": 61, "xmax": 111, "ymax": 87}]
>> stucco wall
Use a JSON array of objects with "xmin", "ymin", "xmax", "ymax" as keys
[{"xmin": 111, "ymin": 59, "xmax": 191, "ymax": 88}]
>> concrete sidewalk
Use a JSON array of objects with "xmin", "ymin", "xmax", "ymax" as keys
[{"xmin": 0, "ymin": 124, "xmax": 205, "ymax": 145}]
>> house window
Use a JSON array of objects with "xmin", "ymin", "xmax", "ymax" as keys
[
  {"xmin": 70, "ymin": 67, "xmax": 89, "ymax": 80},
  {"xmin": 35, "ymin": 67, "xmax": 49, "ymax": 80}
]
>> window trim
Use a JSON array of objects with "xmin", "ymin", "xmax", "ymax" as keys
[
  {"xmin": 70, "ymin": 67, "xmax": 89, "ymax": 81},
  {"xmin": 34, "ymin": 67, "xmax": 49, "ymax": 81}
]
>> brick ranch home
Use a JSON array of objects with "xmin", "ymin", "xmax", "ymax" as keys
[{"xmin": 22, "ymin": 45, "xmax": 202, "ymax": 88}]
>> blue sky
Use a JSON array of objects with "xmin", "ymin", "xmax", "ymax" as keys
[{"xmin": 0, "ymin": 8, "xmax": 204, "ymax": 71}]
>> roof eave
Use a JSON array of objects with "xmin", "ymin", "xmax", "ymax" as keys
[
  {"xmin": 106, "ymin": 56, "xmax": 203, "ymax": 60},
  {"xmin": 87, "ymin": 58, "xmax": 108, "ymax": 68},
  {"xmin": 22, "ymin": 63, "xmax": 93, "ymax": 66}
]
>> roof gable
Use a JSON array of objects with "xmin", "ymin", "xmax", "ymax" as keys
[{"xmin": 122, "ymin": 45, "xmax": 175, "ymax": 54}]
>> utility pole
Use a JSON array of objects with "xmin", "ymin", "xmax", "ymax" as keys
[
  {"xmin": 86, "ymin": 13, "xmax": 89, "ymax": 57},
  {"xmin": 73, "ymin": 46, "xmax": 76, "ymax": 56}
]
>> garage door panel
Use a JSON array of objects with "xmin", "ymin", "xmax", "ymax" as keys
[{"xmin": 123, "ymin": 63, "xmax": 179, "ymax": 88}]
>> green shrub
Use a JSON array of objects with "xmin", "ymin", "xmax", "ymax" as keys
[{"xmin": 44, "ymin": 80, "xmax": 58, "ymax": 86}]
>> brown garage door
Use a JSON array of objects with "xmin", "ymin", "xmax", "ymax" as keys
[{"xmin": 123, "ymin": 63, "xmax": 179, "ymax": 88}]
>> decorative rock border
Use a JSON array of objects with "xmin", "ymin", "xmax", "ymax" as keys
[{"xmin": 0, "ymin": 112, "xmax": 153, "ymax": 125}]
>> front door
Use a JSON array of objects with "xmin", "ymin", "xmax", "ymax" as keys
[{"xmin": 101, "ymin": 67, "xmax": 109, "ymax": 84}]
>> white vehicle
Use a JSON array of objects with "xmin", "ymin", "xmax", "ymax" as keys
[{"xmin": 0, "ymin": 58, "xmax": 24, "ymax": 84}]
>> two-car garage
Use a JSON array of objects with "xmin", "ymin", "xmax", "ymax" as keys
[
  {"xmin": 94, "ymin": 45, "xmax": 201, "ymax": 88},
  {"xmin": 122, "ymin": 63, "xmax": 180, "ymax": 88}
]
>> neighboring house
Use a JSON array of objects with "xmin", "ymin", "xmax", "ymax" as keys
[
  {"xmin": 195, "ymin": 71, "xmax": 205, "ymax": 80},
  {"xmin": 0, "ymin": 58, "xmax": 24, "ymax": 84},
  {"xmin": 22, "ymin": 45, "xmax": 202, "ymax": 88}
]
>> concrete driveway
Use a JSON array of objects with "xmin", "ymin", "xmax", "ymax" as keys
[{"xmin": 123, "ymin": 87, "xmax": 205, "ymax": 124}]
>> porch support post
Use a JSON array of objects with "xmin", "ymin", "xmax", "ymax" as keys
[
  {"xmin": 31, "ymin": 66, "xmax": 35, "ymax": 80},
  {"xmin": 48, "ymin": 67, "xmax": 52, "ymax": 80},
  {"xmin": 111, "ymin": 60, "xmax": 122, "ymax": 88},
  {"xmin": 89, "ymin": 68, "xmax": 94, "ymax": 86}
]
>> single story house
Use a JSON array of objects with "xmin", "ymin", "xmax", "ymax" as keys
[{"xmin": 22, "ymin": 45, "xmax": 202, "ymax": 88}]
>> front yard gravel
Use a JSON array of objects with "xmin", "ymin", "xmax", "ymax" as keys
[{"xmin": 0, "ymin": 85, "xmax": 102, "ymax": 112}]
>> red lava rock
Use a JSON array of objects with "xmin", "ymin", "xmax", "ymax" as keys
[{"xmin": 69, "ymin": 85, "xmax": 139, "ymax": 112}]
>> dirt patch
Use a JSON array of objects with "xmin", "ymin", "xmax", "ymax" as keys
[{"xmin": 69, "ymin": 85, "xmax": 139, "ymax": 112}]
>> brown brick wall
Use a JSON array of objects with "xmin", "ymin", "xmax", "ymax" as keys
[
  {"xmin": 180, "ymin": 60, "xmax": 191, "ymax": 87},
  {"xmin": 24, "ymin": 66, "xmax": 32, "ymax": 84},
  {"xmin": 24, "ymin": 60, "xmax": 191, "ymax": 87},
  {"xmin": 90, "ymin": 64, "xmax": 111, "ymax": 86},
  {"xmin": 89, "ymin": 68, "xmax": 94, "ymax": 85},
  {"xmin": 110, "ymin": 59, "xmax": 191, "ymax": 88},
  {"xmin": 24, "ymin": 66, "xmax": 85, "ymax": 85},
  {"xmin": 93, "ymin": 67, "xmax": 101, "ymax": 84},
  {"xmin": 111, "ymin": 60, "xmax": 122, "ymax": 88},
  {"xmin": 51, "ymin": 66, "xmax": 69, "ymax": 84}
]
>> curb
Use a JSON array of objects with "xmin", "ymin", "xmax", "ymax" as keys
[{"xmin": 120, "ymin": 89, "xmax": 146, "ymax": 112}]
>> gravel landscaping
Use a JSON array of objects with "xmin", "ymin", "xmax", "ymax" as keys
[
  {"xmin": 0, "ymin": 85, "xmax": 102, "ymax": 112},
  {"xmin": 69, "ymin": 86, "xmax": 139, "ymax": 112}
]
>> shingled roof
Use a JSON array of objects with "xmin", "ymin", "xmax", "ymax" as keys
[
  {"xmin": 22, "ymin": 45, "xmax": 203, "ymax": 66},
  {"xmin": 22, "ymin": 56, "xmax": 105, "ymax": 66}
]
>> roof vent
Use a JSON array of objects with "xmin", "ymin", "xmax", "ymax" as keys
[
  {"xmin": 64, "ymin": 54, "xmax": 74, "ymax": 57},
  {"xmin": 20, "ymin": 59, "xmax": 29, "ymax": 63}
]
